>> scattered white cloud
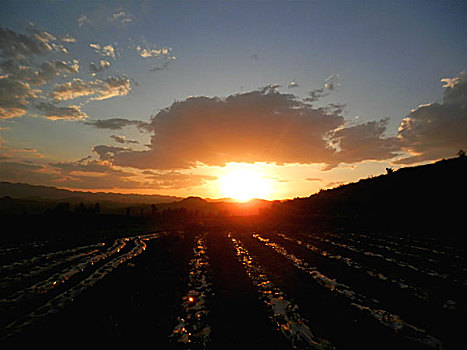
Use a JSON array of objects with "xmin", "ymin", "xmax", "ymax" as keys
[
  {"xmin": 89, "ymin": 60, "xmax": 111, "ymax": 74},
  {"xmin": 90, "ymin": 43, "xmax": 116, "ymax": 59},
  {"xmin": 0, "ymin": 77, "xmax": 40, "ymax": 119},
  {"xmin": 60, "ymin": 34, "xmax": 77, "ymax": 43},
  {"xmin": 0, "ymin": 27, "xmax": 63, "ymax": 59},
  {"xmin": 0, "ymin": 59, "xmax": 79, "ymax": 86},
  {"xmin": 36, "ymin": 102, "xmax": 88, "ymax": 121},
  {"xmin": 136, "ymin": 45, "xmax": 175, "ymax": 60},
  {"xmin": 108, "ymin": 10, "xmax": 133, "ymax": 25},
  {"xmin": 77, "ymin": 15, "xmax": 89, "ymax": 27},
  {"xmin": 288, "ymin": 81, "xmax": 300, "ymax": 89},
  {"xmin": 0, "ymin": 27, "xmax": 169, "ymax": 122}
]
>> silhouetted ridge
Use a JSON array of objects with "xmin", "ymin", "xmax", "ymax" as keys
[
  {"xmin": 266, "ymin": 157, "xmax": 466, "ymax": 240},
  {"xmin": 0, "ymin": 182, "xmax": 181, "ymax": 204}
]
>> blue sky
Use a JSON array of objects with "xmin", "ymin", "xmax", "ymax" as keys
[{"xmin": 0, "ymin": 1, "xmax": 466, "ymax": 199}]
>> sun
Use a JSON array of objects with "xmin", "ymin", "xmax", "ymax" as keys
[{"xmin": 219, "ymin": 164, "xmax": 271, "ymax": 202}]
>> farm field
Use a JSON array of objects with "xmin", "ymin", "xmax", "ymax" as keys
[{"xmin": 1, "ymin": 230, "xmax": 465, "ymax": 349}]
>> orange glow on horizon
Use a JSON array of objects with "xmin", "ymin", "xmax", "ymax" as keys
[
  {"xmin": 218, "ymin": 164, "xmax": 271, "ymax": 202},
  {"xmin": 60, "ymin": 161, "xmax": 391, "ymax": 201}
]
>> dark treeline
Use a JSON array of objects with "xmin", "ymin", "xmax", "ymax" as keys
[{"xmin": 0, "ymin": 199, "xmax": 227, "ymax": 245}]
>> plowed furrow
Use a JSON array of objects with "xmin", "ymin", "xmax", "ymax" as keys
[{"xmin": 253, "ymin": 233, "xmax": 445, "ymax": 350}]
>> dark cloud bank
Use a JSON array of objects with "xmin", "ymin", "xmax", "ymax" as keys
[
  {"xmin": 2, "ymin": 70, "xmax": 465, "ymax": 191},
  {"xmin": 87, "ymin": 72, "xmax": 466, "ymax": 172},
  {"xmin": 396, "ymin": 71, "xmax": 467, "ymax": 164}
]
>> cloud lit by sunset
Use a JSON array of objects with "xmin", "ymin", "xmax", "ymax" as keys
[
  {"xmin": 1, "ymin": 3, "xmax": 466, "ymax": 345},
  {"xmin": 0, "ymin": 1, "xmax": 465, "ymax": 200}
]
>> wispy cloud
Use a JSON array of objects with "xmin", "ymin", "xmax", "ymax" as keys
[
  {"xmin": 0, "ymin": 160, "xmax": 57, "ymax": 184},
  {"xmin": 110, "ymin": 135, "xmax": 139, "ymax": 144},
  {"xmin": 0, "ymin": 145, "xmax": 45, "ymax": 159},
  {"xmin": 50, "ymin": 76, "xmax": 131, "ymax": 101},
  {"xmin": 306, "ymin": 178, "xmax": 322, "ymax": 182},
  {"xmin": 304, "ymin": 88, "xmax": 328, "ymax": 104},
  {"xmin": 108, "ymin": 9, "xmax": 133, "ymax": 25},
  {"xmin": 60, "ymin": 34, "xmax": 77, "ymax": 43},
  {"xmin": 150, "ymin": 61, "xmax": 172, "ymax": 72},
  {"xmin": 249, "ymin": 54, "xmax": 259, "ymax": 61},
  {"xmin": 324, "ymin": 73, "xmax": 341, "ymax": 91},
  {"xmin": 141, "ymin": 170, "xmax": 217, "ymax": 190},
  {"xmin": 303, "ymin": 73, "xmax": 342, "ymax": 104},
  {"xmin": 84, "ymin": 118, "xmax": 151, "ymax": 132}
]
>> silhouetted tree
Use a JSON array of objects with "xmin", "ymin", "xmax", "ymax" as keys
[
  {"xmin": 75, "ymin": 202, "xmax": 87, "ymax": 214},
  {"xmin": 47, "ymin": 202, "xmax": 71, "ymax": 215},
  {"xmin": 94, "ymin": 202, "xmax": 101, "ymax": 214},
  {"xmin": 55, "ymin": 202, "xmax": 70, "ymax": 213},
  {"xmin": 458, "ymin": 149, "xmax": 466, "ymax": 157},
  {"xmin": 386, "ymin": 167, "xmax": 394, "ymax": 174},
  {"xmin": 151, "ymin": 204, "xmax": 158, "ymax": 215}
]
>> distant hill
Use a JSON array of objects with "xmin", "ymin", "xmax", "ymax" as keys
[
  {"xmin": 0, "ymin": 183, "xmax": 273, "ymax": 216},
  {"xmin": 0, "ymin": 182, "xmax": 181, "ymax": 204},
  {"xmin": 265, "ymin": 156, "xmax": 467, "ymax": 239},
  {"xmin": 158, "ymin": 196, "xmax": 273, "ymax": 216}
]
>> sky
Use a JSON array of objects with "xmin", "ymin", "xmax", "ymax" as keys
[{"xmin": 0, "ymin": 0, "xmax": 466, "ymax": 200}]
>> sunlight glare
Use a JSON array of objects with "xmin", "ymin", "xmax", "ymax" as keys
[{"xmin": 219, "ymin": 164, "xmax": 271, "ymax": 201}]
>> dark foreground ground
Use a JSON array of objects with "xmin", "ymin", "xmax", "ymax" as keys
[{"xmin": 0, "ymin": 227, "xmax": 465, "ymax": 349}]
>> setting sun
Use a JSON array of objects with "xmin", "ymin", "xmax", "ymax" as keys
[{"xmin": 219, "ymin": 165, "xmax": 271, "ymax": 202}]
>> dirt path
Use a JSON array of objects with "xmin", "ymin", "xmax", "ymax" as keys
[{"xmin": 206, "ymin": 231, "xmax": 291, "ymax": 349}]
